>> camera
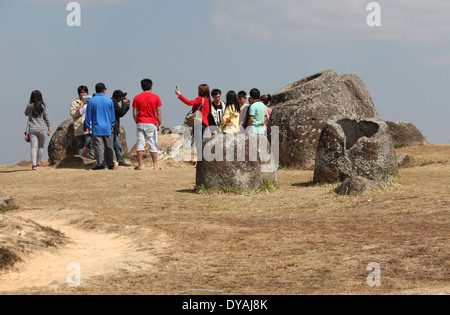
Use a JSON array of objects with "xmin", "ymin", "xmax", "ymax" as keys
[{"xmin": 82, "ymin": 95, "xmax": 92, "ymax": 105}]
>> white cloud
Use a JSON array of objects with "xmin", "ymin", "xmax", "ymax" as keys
[{"xmin": 210, "ymin": 0, "xmax": 450, "ymax": 45}]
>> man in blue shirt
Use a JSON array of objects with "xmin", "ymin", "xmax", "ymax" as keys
[{"xmin": 85, "ymin": 83, "xmax": 116, "ymax": 170}]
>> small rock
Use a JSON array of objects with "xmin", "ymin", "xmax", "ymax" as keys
[
  {"xmin": 397, "ymin": 153, "xmax": 410, "ymax": 167},
  {"xmin": 0, "ymin": 197, "xmax": 17, "ymax": 210}
]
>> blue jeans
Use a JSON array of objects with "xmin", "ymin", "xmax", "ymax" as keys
[
  {"xmin": 112, "ymin": 134, "xmax": 125, "ymax": 164},
  {"xmin": 76, "ymin": 135, "xmax": 94, "ymax": 159}
]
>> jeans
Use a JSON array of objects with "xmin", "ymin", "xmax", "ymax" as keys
[
  {"xmin": 83, "ymin": 134, "xmax": 95, "ymax": 159},
  {"xmin": 75, "ymin": 135, "xmax": 84, "ymax": 156},
  {"xmin": 76, "ymin": 135, "xmax": 94, "ymax": 159},
  {"xmin": 30, "ymin": 130, "xmax": 47, "ymax": 166},
  {"xmin": 112, "ymin": 134, "xmax": 125, "ymax": 164}
]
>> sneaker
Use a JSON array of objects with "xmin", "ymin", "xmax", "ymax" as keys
[
  {"xmin": 92, "ymin": 165, "xmax": 106, "ymax": 170},
  {"xmin": 108, "ymin": 165, "xmax": 115, "ymax": 170},
  {"xmin": 32, "ymin": 165, "xmax": 37, "ymax": 171},
  {"xmin": 37, "ymin": 164, "xmax": 43, "ymax": 168},
  {"xmin": 119, "ymin": 162, "xmax": 132, "ymax": 167}
]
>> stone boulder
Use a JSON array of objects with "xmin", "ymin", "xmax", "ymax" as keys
[
  {"xmin": 48, "ymin": 119, "xmax": 128, "ymax": 166},
  {"xmin": 196, "ymin": 134, "xmax": 278, "ymax": 192},
  {"xmin": 313, "ymin": 116, "xmax": 399, "ymax": 184},
  {"xmin": 129, "ymin": 134, "xmax": 185, "ymax": 162},
  {"xmin": 385, "ymin": 121, "xmax": 427, "ymax": 147},
  {"xmin": 267, "ymin": 70, "xmax": 380, "ymax": 167},
  {"xmin": 335, "ymin": 176, "xmax": 381, "ymax": 196}
]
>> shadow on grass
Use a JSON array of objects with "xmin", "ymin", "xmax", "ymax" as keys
[
  {"xmin": 292, "ymin": 181, "xmax": 315, "ymax": 188},
  {"xmin": 176, "ymin": 189, "xmax": 197, "ymax": 194},
  {"xmin": 0, "ymin": 169, "xmax": 33, "ymax": 174}
]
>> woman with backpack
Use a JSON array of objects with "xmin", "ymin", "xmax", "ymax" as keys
[{"xmin": 25, "ymin": 90, "xmax": 51, "ymax": 170}]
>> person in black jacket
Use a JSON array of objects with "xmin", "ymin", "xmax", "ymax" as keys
[{"xmin": 112, "ymin": 90, "xmax": 132, "ymax": 167}]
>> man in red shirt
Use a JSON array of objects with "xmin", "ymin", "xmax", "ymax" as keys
[{"xmin": 133, "ymin": 78, "xmax": 162, "ymax": 170}]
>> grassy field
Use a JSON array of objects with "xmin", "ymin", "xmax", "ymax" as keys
[{"xmin": 0, "ymin": 144, "xmax": 449, "ymax": 295}]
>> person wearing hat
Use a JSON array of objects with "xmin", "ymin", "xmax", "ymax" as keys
[
  {"xmin": 112, "ymin": 90, "xmax": 132, "ymax": 167},
  {"xmin": 85, "ymin": 83, "xmax": 116, "ymax": 170}
]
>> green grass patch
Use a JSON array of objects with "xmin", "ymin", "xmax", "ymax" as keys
[
  {"xmin": 278, "ymin": 161, "xmax": 291, "ymax": 170},
  {"xmin": 0, "ymin": 199, "xmax": 18, "ymax": 213},
  {"xmin": 195, "ymin": 184, "xmax": 215, "ymax": 195},
  {"xmin": 257, "ymin": 180, "xmax": 281, "ymax": 193},
  {"xmin": 195, "ymin": 180, "xmax": 280, "ymax": 195},
  {"xmin": 221, "ymin": 184, "xmax": 245, "ymax": 195}
]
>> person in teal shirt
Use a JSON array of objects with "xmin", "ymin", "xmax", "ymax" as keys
[{"xmin": 247, "ymin": 88, "xmax": 267, "ymax": 135}]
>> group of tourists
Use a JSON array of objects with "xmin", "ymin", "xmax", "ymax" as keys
[
  {"xmin": 175, "ymin": 84, "xmax": 273, "ymax": 161},
  {"xmin": 24, "ymin": 79, "xmax": 272, "ymax": 171}
]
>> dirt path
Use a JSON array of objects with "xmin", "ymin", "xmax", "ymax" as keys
[{"xmin": 0, "ymin": 211, "xmax": 163, "ymax": 293}]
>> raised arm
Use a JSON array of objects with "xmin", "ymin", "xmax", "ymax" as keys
[
  {"xmin": 115, "ymin": 99, "xmax": 130, "ymax": 118},
  {"xmin": 176, "ymin": 86, "xmax": 203, "ymax": 107},
  {"xmin": 178, "ymin": 94, "xmax": 203, "ymax": 107}
]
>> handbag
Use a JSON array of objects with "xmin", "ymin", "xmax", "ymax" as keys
[
  {"xmin": 25, "ymin": 132, "xmax": 30, "ymax": 143},
  {"xmin": 184, "ymin": 97, "xmax": 205, "ymax": 127}
]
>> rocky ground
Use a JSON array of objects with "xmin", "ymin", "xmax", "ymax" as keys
[{"xmin": 0, "ymin": 144, "xmax": 448, "ymax": 295}]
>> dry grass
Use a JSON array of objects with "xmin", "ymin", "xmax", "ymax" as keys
[
  {"xmin": 397, "ymin": 143, "xmax": 450, "ymax": 167},
  {"xmin": 0, "ymin": 144, "xmax": 449, "ymax": 295}
]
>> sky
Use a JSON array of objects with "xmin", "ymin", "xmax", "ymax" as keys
[{"xmin": 1, "ymin": 0, "xmax": 449, "ymax": 165}]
